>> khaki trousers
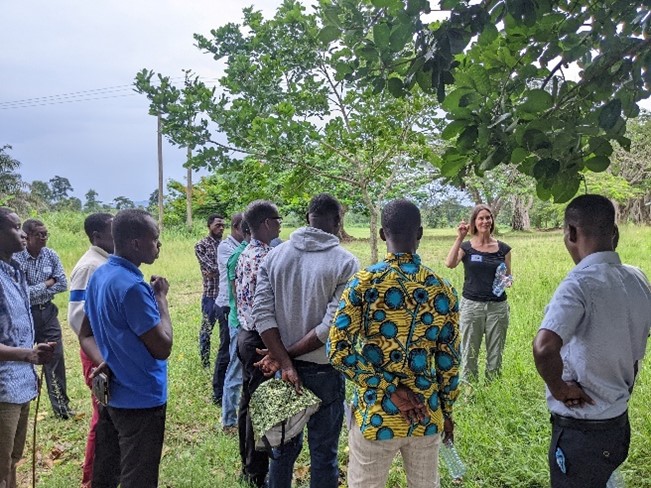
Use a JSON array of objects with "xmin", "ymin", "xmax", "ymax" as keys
[
  {"xmin": 0, "ymin": 402, "xmax": 30, "ymax": 488},
  {"xmin": 347, "ymin": 421, "xmax": 441, "ymax": 488},
  {"xmin": 460, "ymin": 298, "xmax": 509, "ymax": 381}
]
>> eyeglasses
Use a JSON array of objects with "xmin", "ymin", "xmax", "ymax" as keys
[
  {"xmin": 29, "ymin": 231, "xmax": 48, "ymax": 239},
  {"xmin": 266, "ymin": 216, "xmax": 283, "ymax": 224}
]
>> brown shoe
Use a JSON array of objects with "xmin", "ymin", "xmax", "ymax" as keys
[{"xmin": 222, "ymin": 426, "xmax": 238, "ymax": 436}]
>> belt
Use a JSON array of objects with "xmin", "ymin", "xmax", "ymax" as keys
[
  {"xmin": 31, "ymin": 301, "xmax": 52, "ymax": 311},
  {"xmin": 550, "ymin": 411, "xmax": 628, "ymax": 431}
]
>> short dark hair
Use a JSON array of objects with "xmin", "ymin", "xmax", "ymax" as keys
[
  {"xmin": 113, "ymin": 209, "xmax": 156, "ymax": 248},
  {"xmin": 207, "ymin": 214, "xmax": 224, "ymax": 226},
  {"xmin": 84, "ymin": 213, "xmax": 113, "ymax": 240},
  {"xmin": 308, "ymin": 194, "xmax": 341, "ymax": 218},
  {"xmin": 565, "ymin": 194, "xmax": 615, "ymax": 237},
  {"xmin": 242, "ymin": 220, "xmax": 251, "ymax": 237},
  {"xmin": 469, "ymin": 204, "xmax": 495, "ymax": 235},
  {"xmin": 243, "ymin": 200, "xmax": 278, "ymax": 232},
  {"xmin": 0, "ymin": 207, "xmax": 16, "ymax": 228},
  {"xmin": 22, "ymin": 218, "xmax": 44, "ymax": 234},
  {"xmin": 231, "ymin": 212, "xmax": 243, "ymax": 230},
  {"xmin": 381, "ymin": 199, "xmax": 421, "ymax": 236}
]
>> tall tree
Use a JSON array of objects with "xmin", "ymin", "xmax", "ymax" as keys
[
  {"xmin": 322, "ymin": 0, "xmax": 651, "ymax": 202},
  {"xmin": 49, "ymin": 175, "xmax": 73, "ymax": 206},
  {"xmin": 84, "ymin": 189, "xmax": 102, "ymax": 212},
  {"xmin": 113, "ymin": 196, "xmax": 135, "ymax": 210},
  {"xmin": 137, "ymin": 1, "xmax": 441, "ymax": 260},
  {"xmin": 134, "ymin": 70, "xmax": 216, "ymax": 231}
]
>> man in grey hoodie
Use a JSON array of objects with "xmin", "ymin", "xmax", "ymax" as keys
[{"xmin": 253, "ymin": 194, "xmax": 359, "ymax": 488}]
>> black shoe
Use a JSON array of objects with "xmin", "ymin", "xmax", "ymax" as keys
[
  {"xmin": 54, "ymin": 408, "xmax": 76, "ymax": 420},
  {"xmin": 212, "ymin": 397, "xmax": 222, "ymax": 407}
]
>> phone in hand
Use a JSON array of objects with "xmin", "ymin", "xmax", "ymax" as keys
[{"xmin": 92, "ymin": 372, "xmax": 110, "ymax": 406}]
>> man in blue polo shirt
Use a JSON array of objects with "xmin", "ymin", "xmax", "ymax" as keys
[{"xmin": 79, "ymin": 209, "xmax": 172, "ymax": 488}]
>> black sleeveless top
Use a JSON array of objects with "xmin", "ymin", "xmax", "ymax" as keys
[{"xmin": 460, "ymin": 240, "xmax": 512, "ymax": 302}]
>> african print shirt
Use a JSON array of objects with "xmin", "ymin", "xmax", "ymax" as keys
[
  {"xmin": 235, "ymin": 238, "xmax": 272, "ymax": 331},
  {"xmin": 327, "ymin": 252, "xmax": 461, "ymax": 441},
  {"xmin": 194, "ymin": 235, "xmax": 220, "ymax": 298}
]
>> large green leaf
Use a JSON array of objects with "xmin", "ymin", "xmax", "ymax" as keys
[
  {"xmin": 441, "ymin": 120, "xmax": 468, "ymax": 140},
  {"xmin": 373, "ymin": 23, "xmax": 391, "ymax": 50},
  {"xmin": 552, "ymin": 174, "xmax": 580, "ymax": 203},
  {"xmin": 588, "ymin": 136, "xmax": 613, "ymax": 156},
  {"xmin": 519, "ymin": 89, "xmax": 554, "ymax": 114},
  {"xmin": 584, "ymin": 154, "xmax": 610, "ymax": 172},
  {"xmin": 387, "ymin": 77, "xmax": 404, "ymax": 97},
  {"xmin": 598, "ymin": 99, "xmax": 622, "ymax": 130},
  {"xmin": 318, "ymin": 25, "xmax": 341, "ymax": 44}
]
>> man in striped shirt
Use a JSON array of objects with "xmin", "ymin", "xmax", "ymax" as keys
[{"xmin": 14, "ymin": 218, "xmax": 73, "ymax": 420}]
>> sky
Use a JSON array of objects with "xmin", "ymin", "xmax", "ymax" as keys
[{"xmin": 0, "ymin": 0, "xmax": 286, "ymax": 204}]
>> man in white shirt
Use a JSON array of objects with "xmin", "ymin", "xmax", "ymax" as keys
[
  {"xmin": 533, "ymin": 194, "xmax": 651, "ymax": 487},
  {"xmin": 67, "ymin": 212, "xmax": 114, "ymax": 487}
]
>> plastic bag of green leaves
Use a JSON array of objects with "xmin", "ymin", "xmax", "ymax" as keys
[{"xmin": 250, "ymin": 378, "xmax": 321, "ymax": 456}]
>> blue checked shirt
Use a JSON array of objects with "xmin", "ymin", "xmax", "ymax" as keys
[
  {"xmin": 14, "ymin": 247, "xmax": 68, "ymax": 305},
  {"xmin": 0, "ymin": 258, "xmax": 38, "ymax": 403}
]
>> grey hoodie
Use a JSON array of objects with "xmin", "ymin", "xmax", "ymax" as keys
[{"xmin": 253, "ymin": 226, "xmax": 359, "ymax": 364}]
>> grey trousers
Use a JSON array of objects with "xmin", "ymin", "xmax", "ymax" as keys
[{"xmin": 460, "ymin": 298, "xmax": 509, "ymax": 381}]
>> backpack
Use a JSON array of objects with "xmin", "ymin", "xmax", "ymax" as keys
[{"xmin": 250, "ymin": 378, "xmax": 321, "ymax": 458}]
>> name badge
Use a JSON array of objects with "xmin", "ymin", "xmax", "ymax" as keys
[
  {"xmin": 43, "ymin": 266, "xmax": 53, "ymax": 275},
  {"xmin": 470, "ymin": 255, "xmax": 483, "ymax": 262}
]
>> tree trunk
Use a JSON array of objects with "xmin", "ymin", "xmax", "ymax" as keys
[
  {"xmin": 337, "ymin": 205, "xmax": 354, "ymax": 242},
  {"xmin": 361, "ymin": 190, "xmax": 379, "ymax": 263},
  {"xmin": 186, "ymin": 147, "xmax": 193, "ymax": 230},
  {"xmin": 511, "ymin": 195, "xmax": 531, "ymax": 231},
  {"xmin": 157, "ymin": 115, "xmax": 164, "ymax": 231}
]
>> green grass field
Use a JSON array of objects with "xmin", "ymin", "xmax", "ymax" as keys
[{"xmin": 18, "ymin": 218, "xmax": 651, "ymax": 487}]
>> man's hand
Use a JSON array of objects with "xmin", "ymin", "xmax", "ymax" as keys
[
  {"xmin": 281, "ymin": 363, "xmax": 302, "ymax": 394},
  {"xmin": 389, "ymin": 385, "xmax": 427, "ymax": 424},
  {"xmin": 28, "ymin": 342, "xmax": 56, "ymax": 365},
  {"xmin": 90, "ymin": 362, "xmax": 110, "ymax": 379},
  {"xmin": 45, "ymin": 278, "xmax": 56, "ymax": 288},
  {"xmin": 551, "ymin": 380, "xmax": 595, "ymax": 408},
  {"xmin": 254, "ymin": 348, "xmax": 281, "ymax": 377},
  {"xmin": 443, "ymin": 416, "xmax": 454, "ymax": 443},
  {"xmin": 150, "ymin": 276, "xmax": 169, "ymax": 296}
]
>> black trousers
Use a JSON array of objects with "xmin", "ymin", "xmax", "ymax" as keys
[
  {"xmin": 237, "ymin": 329, "xmax": 270, "ymax": 487},
  {"xmin": 31, "ymin": 302, "xmax": 71, "ymax": 417},
  {"xmin": 548, "ymin": 412, "xmax": 630, "ymax": 488},
  {"xmin": 92, "ymin": 404, "xmax": 167, "ymax": 488},
  {"xmin": 212, "ymin": 305, "xmax": 231, "ymax": 402}
]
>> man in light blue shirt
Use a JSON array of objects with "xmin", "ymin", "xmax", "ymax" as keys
[
  {"xmin": 0, "ymin": 208, "xmax": 54, "ymax": 488},
  {"xmin": 533, "ymin": 194, "xmax": 651, "ymax": 487}
]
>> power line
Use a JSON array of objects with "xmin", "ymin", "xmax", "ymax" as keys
[{"xmin": 0, "ymin": 77, "xmax": 221, "ymax": 110}]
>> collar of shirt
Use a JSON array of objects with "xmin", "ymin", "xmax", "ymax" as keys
[
  {"xmin": 573, "ymin": 251, "xmax": 621, "ymax": 272},
  {"xmin": 90, "ymin": 245, "xmax": 110, "ymax": 260},
  {"xmin": 109, "ymin": 255, "xmax": 144, "ymax": 278},
  {"xmin": 384, "ymin": 252, "xmax": 421, "ymax": 266},
  {"xmin": 248, "ymin": 238, "xmax": 272, "ymax": 251}
]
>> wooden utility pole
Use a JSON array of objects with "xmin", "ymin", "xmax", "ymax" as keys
[
  {"xmin": 157, "ymin": 114, "xmax": 164, "ymax": 231},
  {"xmin": 186, "ymin": 146, "xmax": 193, "ymax": 230}
]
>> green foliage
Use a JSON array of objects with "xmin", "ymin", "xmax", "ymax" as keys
[
  {"xmin": 323, "ymin": 0, "xmax": 651, "ymax": 202},
  {"xmin": 135, "ymin": 0, "xmax": 444, "ymax": 261},
  {"xmin": 112, "ymin": 196, "xmax": 135, "ymax": 210}
]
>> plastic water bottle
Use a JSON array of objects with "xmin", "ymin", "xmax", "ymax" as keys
[
  {"xmin": 606, "ymin": 469, "xmax": 625, "ymax": 488},
  {"xmin": 492, "ymin": 262, "xmax": 513, "ymax": 297},
  {"xmin": 439, "ymin": 440, "xmax": 466, "ymax": 481}
]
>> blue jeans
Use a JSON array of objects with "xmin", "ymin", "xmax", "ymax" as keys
[
  {"xmin": 268, "ymin": 361, "xmax": 344, "ymax": 488},
  {"xmin": 221, "ymin": 326, "xmax": 243, "ymax": 427}
]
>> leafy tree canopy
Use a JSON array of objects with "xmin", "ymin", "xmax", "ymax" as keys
[{"xmin": 322, "ymin": 0, "xmax": 651, "ymax": 202}]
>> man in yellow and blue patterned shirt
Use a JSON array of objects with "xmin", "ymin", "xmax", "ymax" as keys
[{"xmin": 328, "ymin": 199, "xmax": 461, "ymax": 488}]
